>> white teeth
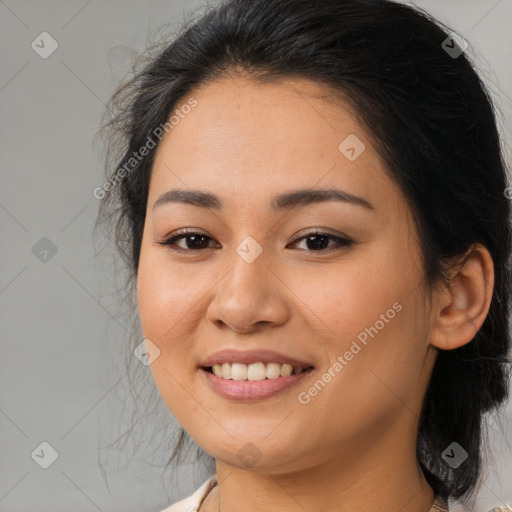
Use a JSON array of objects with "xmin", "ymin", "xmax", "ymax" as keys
[
  {"xmin": 248, "ymin": 362, "xmax": 266, "ymax": 381},
  {"xmin": 231, "ymin": 362, "xmax": 247, "ymax": 381},
  {"xmin": 210, "ymin": 362, "xmax": 308, "ymax": 380},
  {"xmin": 266, "ymin": 362, "xmax": 281, "ymax": 379},
  {"xmin": 221, "ymin": 362, "xmax": 231, "ymax": 379},
  {"xmin": 280, "ymin": 363, "xmax": 293, "ymax": 377}
]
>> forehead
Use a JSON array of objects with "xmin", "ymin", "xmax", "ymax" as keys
[
  {"xmin": 154, "ymin": 76, "xmax": 362, "ymax": 168},
  {"xmin": 148, "ymin": 76, "xmax": 404, "ymax": 219}
]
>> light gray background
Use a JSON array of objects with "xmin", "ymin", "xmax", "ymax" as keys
[{"xmin": 0, "ymin": 1, "xmax": 511, "ymax": 511}]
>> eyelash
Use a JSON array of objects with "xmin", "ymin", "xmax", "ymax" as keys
[{"xmin": 155, "ymin": 228, "xmax": 354, "ymax": 254}]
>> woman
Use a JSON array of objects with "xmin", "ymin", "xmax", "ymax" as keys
[{"xmin": 96, "ymin": 0, "xmax": 512, "ymax": 510}]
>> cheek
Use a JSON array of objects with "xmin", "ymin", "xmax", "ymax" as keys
[
  {"xmin": 136, "ymin": 249, "xmax": 200, "ymax": 374},
  {"xmin": 289, "ymin": 241, "xmax": 418, "ymax": 351},
  {"xmin": 136, "ymin": 253, "xmax": 203, "ymax": 421},
  {"xmin": 137, "ymin": 248, "xmax": 202, "ymax": 334},
  {"xmin": 293, "ymin": 235, "xmax": 427, "ymax": 405},
  {"xmin": 308, "ymin": 255, "xmax": 429, "ymax": 425}
]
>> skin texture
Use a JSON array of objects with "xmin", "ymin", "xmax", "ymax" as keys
[{"xmin": 136, "ymin": 76, "xmax": 494, "ymax": 512}]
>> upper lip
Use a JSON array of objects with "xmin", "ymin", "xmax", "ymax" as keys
[{"xmin": 200, "ymin": 349, "xmax": 314, "ymax": 368}]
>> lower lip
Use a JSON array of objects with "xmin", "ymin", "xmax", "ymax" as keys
[{"xmin": 200, "ymin": 367, "xmax": 314, "ymax": 401}]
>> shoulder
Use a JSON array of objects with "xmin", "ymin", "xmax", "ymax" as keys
[{"xmin": 160, "ymin": 475, "xmax": 217, "ymax": 512}]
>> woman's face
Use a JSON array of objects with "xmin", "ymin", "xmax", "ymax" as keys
[{"xmin": 137, "ymin": 76, "xmax": 439, "ymax": 473}]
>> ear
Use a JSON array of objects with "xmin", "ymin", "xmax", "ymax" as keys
[{"xmin": 429, "ymin": 243, "xmax": 494, "ymax": 350}]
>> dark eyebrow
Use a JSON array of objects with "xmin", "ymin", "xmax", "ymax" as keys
[
  {"xmin": 271, "ymin": 188, "xmax": 374, "ymax": 211},
  {"xmin": 152, "ymin": 187, "xmax": 375, "ymax": 212}
]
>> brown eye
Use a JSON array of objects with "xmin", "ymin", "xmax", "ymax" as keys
[
  {"xmin": 156, "ymin": 229, "xmax": 353, "ymax": 254},
  {"xmin": 156, "ymin": 230, "xmax": 219, "ymax": 252},
  {"xmin": 288, "ymin": 230, "xmax": 354, "ymax": 252}
]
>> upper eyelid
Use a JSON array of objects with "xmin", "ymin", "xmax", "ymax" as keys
[
  {"xmin": 158, "ymin": 228, "xmax": 349, "ymax": 241},
  {"xmin": 156, "ymin": 229, "xmax": 352, "ymax": 250}
]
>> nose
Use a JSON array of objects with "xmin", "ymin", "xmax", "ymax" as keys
[{"xmin": 206, "ymin": 243, "xmax": 290, "ymax": 334}]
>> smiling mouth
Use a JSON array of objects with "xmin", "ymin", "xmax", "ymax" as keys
[{"xmin": 202, "ymin": 362, "xmax": 315, "ymax": 381}]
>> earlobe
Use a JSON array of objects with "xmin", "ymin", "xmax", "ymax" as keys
[{"xmin": 428, "ymin": 243, "xmax": 495, "ymax": 351}]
